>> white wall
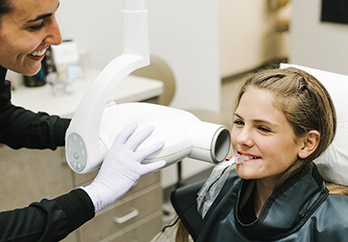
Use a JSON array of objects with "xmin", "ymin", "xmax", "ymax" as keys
[
  {"xmin": 219, "ymin": 0, "xmax": 290, "ymax": 78},
  {"xmin": 57, "ymin": 0, "xmax": 220, "ymax": 111},
  {"xmin": 290, "ymin": 0, "xmax": 348, "ymax": 75}
]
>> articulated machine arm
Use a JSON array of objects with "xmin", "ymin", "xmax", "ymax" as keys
[{"xmin": 65, "ymin": 0, "xmax": 230, "ymax": 174}]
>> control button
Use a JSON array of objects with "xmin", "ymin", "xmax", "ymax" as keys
[
  {"xmin": 74, "ymin": 152, "xmax": 80, "ymax": 160},
  {"xmin": 66, "ymin": 132, "xmax": 87, "ymax": 173}
]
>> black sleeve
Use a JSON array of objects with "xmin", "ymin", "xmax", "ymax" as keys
[
  {"xmin": 0, "ymin": 189, "xmax": 95, "ymax": 242},
  {"xmin": 0, "ymin": 67, "xmax": 70, "ymax": 149}
]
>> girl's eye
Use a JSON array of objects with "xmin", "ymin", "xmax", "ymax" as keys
[
  {"xmin": 258, "ymin": 125, "xmax": 271, "ymax": 133},
  {"xmin": 233, "ymin": 119, "xmax": 244, "ymax": 126}
]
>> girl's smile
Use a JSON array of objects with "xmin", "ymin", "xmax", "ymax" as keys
[{"xmin": 232, "ymin": 87, "xmax": 304, "ymax": 186}]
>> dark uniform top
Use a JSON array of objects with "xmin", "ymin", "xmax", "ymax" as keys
[{"xmin": 0, "ymin": 66, "xmax": 94, "ymax": 242}]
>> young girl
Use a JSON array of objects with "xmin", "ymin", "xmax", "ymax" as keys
[{"xmin": 169, "ymin": 67, "xmax": 348, "ymax": 241}]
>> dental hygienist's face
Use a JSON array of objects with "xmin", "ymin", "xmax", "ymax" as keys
[
  {"xmin": 231, "ymin": 87, "xmax": 304, "ymax": 185},
  {"xmin": 0, "ymin": 0, "xmax": 62, "ymax": 75}
]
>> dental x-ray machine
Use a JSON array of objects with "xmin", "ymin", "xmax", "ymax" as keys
[{"xmin": 65, "ymin": 0, "xmax": 231, "ymax": 174}]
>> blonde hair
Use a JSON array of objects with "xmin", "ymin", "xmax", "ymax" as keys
[
  {"xmin": 175, "ymin": 220, "xmax": 190, "ymax": 242},
  {"xmin": 151, "ymin": 217, "xmax": 191, "ymax": 242},
  {"xmin": 326, "ymin": 182, "xmax": 348, "ymax": 195},
  {"xmin": 235, "ymin": 67, "xmax": 337, "ymax": 188}
]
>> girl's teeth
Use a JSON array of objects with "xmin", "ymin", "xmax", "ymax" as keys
[{"xmin": 225, "ymin": 154, "xmax": 260, "ymax": 163}]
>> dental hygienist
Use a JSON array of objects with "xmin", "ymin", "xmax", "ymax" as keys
[{"xmin": 0, "ymin": 0, "xmax": 165, "ymax": 241}]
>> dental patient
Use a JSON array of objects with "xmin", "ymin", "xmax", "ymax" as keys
[{"xmin": 154, "ymin": 67, "xmax": 348, "ymax": 242}]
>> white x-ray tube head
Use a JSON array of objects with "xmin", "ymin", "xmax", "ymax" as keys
[{"xmin": 98, "ymin": 103, "xmax": 231, "ymax": 167}]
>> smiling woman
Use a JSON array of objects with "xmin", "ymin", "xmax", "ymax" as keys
[
  {"xmin": 0, "ymin": 0, "xmax": 61, "ymax": 75},
  {"xmin": 0, "ymin": 1, "xmax": 166, "ymax": 241}
]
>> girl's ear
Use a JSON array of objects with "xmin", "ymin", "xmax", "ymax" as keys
[{"xmin": 298, "ymin": 130, "xmax": 320, "ymax": 159}]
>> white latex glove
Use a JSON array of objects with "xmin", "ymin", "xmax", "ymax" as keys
[{"xmin": 82, "ymin": 122, "xmax": 165, "ymax": 212}]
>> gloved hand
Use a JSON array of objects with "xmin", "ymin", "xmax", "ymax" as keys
[{"xmin": 82, "ymin": 122, "xmax": 165, "ymax": 212}]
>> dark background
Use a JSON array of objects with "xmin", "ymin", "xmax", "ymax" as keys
[{"xmin": 321, "ymin": 0, "xmax": 348, "ymax": 24}]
